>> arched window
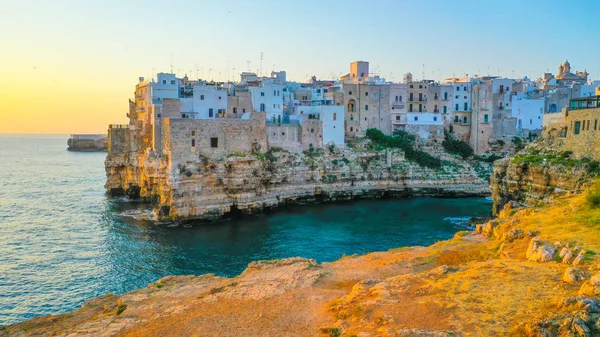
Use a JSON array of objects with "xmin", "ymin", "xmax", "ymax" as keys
[
  {"xmin": 347, "ymin": 99, "xmax": 356, "ymax": 112},
  {"xmin": 399, "ymin": 95, "xmax": 402, "ymax": 102},
  {"xmin": 395, "ymin": 95, "xmax": 398, "ymax": 102},
  {"xmin": 260, "ymin": 103, "xmax": 265, "ymax": 112},
  {"xmin": 550, "ymin": 104, "xmax": 557, "ymax": 113}
]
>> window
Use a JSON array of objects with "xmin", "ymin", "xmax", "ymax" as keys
[
  {"xmin": 444, "ymin": 92, "xmax": 448, "ymax": 100},
  {"xmin": 233, "ymin": 107, "xmax": 237, "ymax": 114},
  {"xmin": 434, "ymin": 94, "xmax": 438, "ymax": 100},
  {"xmin": 463, "ymin": 86, "xmax": 467, "ymax": 91},
  {"xmin": 464, "ymin": 102, "xmax": 468, "ymax": 111},
  {"xmin": 201, "ymin": 95, "xmax": 205, "ymax": 100},
  {"xmin": 399, "ymin": 96, "xmax": 402, "ymax": 102},
  {"xmin": 242, "ymin": 108, "xmax": 246, "ymax": 113},
  {"xmin": 273, "ymin": 90, "xmax": 276, "ymax": 96},
  {"xmin": 409, "ymin": 93, "xmax": 414, "ymax": 101},
  {"xmin": 162, "ymin": 80, "xmax": 166, "ymax": 84},
  {"xmin": 455, "ymin": 95, "xmax": 459, "ymax": 99},
  {"xmin": 464, "ymin": 96, "xmax": 467, "ymax": 99},
  {"xmin": 171, "ymin": 80, "xmax": 176, "ymax": 85},
  {"xmin": 210, "ymin": 138, "xmax": 218, "ymax": 148},
  {"xmin": 396, "ymin": 115, "xmax": 400, "ymax": 120},
  {"xmin": 218, "ymin": 96, "xmax": 221, "ymax": 100},
  {"xmin": 595, "ymin": 120, "xmax": 598, "ymax": 130},
  {"xmin": 349, "ymin": 91, "xmax": 353, "ymax": 95},
  {"xmin": 157, "ymin": 114, "xmax": 161, "ymax": 118},
  {"xmin": 463, "ymin": 116, "xmax": 467, "ymax": 124},
  {"xmin": 454, "ymin": 116, "xmax": 459, "ymax": 123},
  {"xmin": 365, "ymin": 104, "xmax": 369, "ymax": 111},
  {"xmin": 434, "ymin": 105, "xmax": 438, "ymax": 112},
  {"xmin": 395, "ymin": 95, "xmax": 398, "ymax": 102},
  {"xmin": 410, "ymin": 85, "xmax": 413, "ymax": 88},
  {"xmin": 273, "ymin": 104, "xmax": 276, "ymax": 108},
  {"xmin": 333, "ymin": 113, "xmax": 337, "ymax": 121},
  {"xmin": 419, "ymin": 85, "xmax": 422, "ymax": 89},
  {"xmin": 443, "ymin": 106, "xmax": 447, "ymax": 113},
  {"xmin": 350, "ymin": 127, "xmax": 353, "ymax": 132},
  {"xmin": 409, "ymin": 104, "xmax": 413, "ymax": 112},
  {"xmin": 191, "ymin": 139, "xmax": 195, "ymax": 147},
  {"xmin": 433, "ymin": 116, "xmax": 437, "ymax": 121},
  {"xmin": 365, "ymin": 92, "xmax": 369, "ymax": 96},
  {"xmin": 414, "ymin": 116, "xmax": 418, "ymax": 121},
  {"xmin": 311, "ymin": 128, "xmax": 314, "ymax": 133},
  {"xmin": 260, "ymin": 103, "xmax": 265, "ymax": 112},
  {"xmin": 484, "ymin": 114, "xmax": 489, "ymax": 123},
  {"xmin": 282, "ymin": 132, "xmax": 285, "ymax": 135},
  {"xmin": 261, "ymin": 92, "xmax": 265, "ymax": 96},
  {"xmin": 350, "ymin": 115, "xmax": 354, "ymax": 121},
  {"xmin": 574, "ymin": 121, "xmax": 581, "ymax": 135},
  {"xmin": 419, "ymin": 104, "xmax": 422, "ymax": 112},
  {"xmin": 209, "ymin": 108, "xmax": 214, "ymax": 117},
  {"xmin": 456, "ymin": 86, "xmax": 460, "ymax": 91},
  {"xmin": 191, "ymin": 131, "xmax": 196, "ymax": 136}
]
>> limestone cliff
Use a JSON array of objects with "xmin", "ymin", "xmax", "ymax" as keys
[
  {"xmin": 491, "ymin": 129, "xmax": 600, "ymax": 215},
  {"xmin": 5, "ymin": 189, "xmax": 600, "ymax": 337},
  {"xmin": 105, "ymin": 139, "xmax": 492, "ymax": 222}
]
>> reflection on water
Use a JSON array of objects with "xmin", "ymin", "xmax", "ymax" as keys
[{"xmin": 0, "ymin": 135, "xmax": 492, "ymax": 325}]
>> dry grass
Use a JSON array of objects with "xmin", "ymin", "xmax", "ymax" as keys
[{"xmin": 435, "ymin": 243, "xmax": 497, "ymax": 266}]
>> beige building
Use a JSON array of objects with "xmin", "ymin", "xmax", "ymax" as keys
[{"xmin": 341, "ymin": 83, "xmax": 392, "ymax": 138}]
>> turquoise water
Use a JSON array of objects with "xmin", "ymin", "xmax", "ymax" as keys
[{"xmin": 0, "ymin": 135, "xmax": 492, "ymax": 325}]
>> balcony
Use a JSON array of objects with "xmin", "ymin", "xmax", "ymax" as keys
[
  {"xmin": 392, "ymin": 103, "xmax": 405, "ymax": 109},
  {"xmin": 392, "ymin": 116, "xmax": 407, "ymax": 124},
  {"xmin": 408, "ymin": 98, "xmax": 427, "ymax": 103},
  {"xmin": 109, "ymin": 124, "xmax": 129, "ymax": 129}
]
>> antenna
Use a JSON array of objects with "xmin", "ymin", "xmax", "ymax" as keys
[
  {"xmin": 247, "ymin": 60, "xmax": 251, "ymax": 71},
  {"xmin": 259, "ymin": 52, "xmax": 263, "ymax": 77},
  {"xmin": 170, "ymin": 52, "xmax": 173, "ymax": 74},
  {"xmin": 422, "ymin": 64, "xmax": 425, "ymax": 80}
]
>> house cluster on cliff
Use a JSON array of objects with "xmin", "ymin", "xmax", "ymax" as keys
[{"xmin": 108, "ymin": 60, "xmax": 599, "ymax": 161}]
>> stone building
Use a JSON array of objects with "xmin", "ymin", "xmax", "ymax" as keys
[
  {"xmin": 341, "ymin": 82, "xmax": 392, "ymax": 138},
  {"xmin": 545, "ymin": 96, "xmax": 600, "ymax": 159},
  {"xmin": 390, "ymin": 83, "xmax": 407, "ymax": 132}
]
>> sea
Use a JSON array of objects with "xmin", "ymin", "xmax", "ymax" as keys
[{"xmin": 0, "ymin": 134, "xmax": 492, "ymax": 325}]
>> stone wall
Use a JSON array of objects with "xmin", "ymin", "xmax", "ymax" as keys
[
  {"xmin": 300, "ymin": 120, "xmax": 323, "ymax": 151},
  {"xmin": 108, "ymin": 127, "xmax": 132, "ymax": 155},
  {"xmin": 227, "ymin": 92, "xmax": 253, "ymax": 117},
  {"xmin": 563, "ymin": 107, "xmax": 600, "ymax": 159},
  {"xmin": 267, "ymin": 124, "xmax": 302, "ymax": 153},
  {"xmin": 162, "ymin": 112, "xmax": 267, "ymax": 164}
]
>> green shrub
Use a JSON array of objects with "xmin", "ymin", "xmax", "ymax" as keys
[
  {"xmin": 342, "ymin": 158, "xmax": 350, "ymax": 165},
  {"xmin": 442, "ymin": 130, "xmax": 473, "ymax": 159},
  {"xmin": 586, "ymin": 180, "xmax": 600, "ymax": 208},
  {"xmin": 365, "ymin": 128, "xmax": 441, "ymax": 169},
  {"xmin": 332, "ymin": 159, "xmax": 339, "ymax": 166}
]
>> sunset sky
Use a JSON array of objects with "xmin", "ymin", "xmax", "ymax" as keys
[{"xmin": 1, "ymin": 0, "xmax": 598, "ymax": 134}]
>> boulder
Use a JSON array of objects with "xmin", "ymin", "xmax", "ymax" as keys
[
  {"xmin": 563, "ymin": 268, "xmax": 586, "ymax": 284},
  {"xmin": 579, "ymin": 273, "xmax": 600, "ymax": 296},
  {"xmin": 526, "ymin": 238, "xmax": 557, "ymax": 262}
]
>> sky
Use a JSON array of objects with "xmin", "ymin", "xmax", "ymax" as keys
[{"xmin": 1, "ymin": 0, "xmax": 599, "ymax": 134}]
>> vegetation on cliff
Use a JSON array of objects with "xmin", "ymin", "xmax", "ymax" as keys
[{"xmin": 365, "ymin": 128, "xmax": 442, "ymax": 169}]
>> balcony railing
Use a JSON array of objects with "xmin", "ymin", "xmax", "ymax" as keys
[{"xmin": 109, "ymin": 124, "xmax": 129, "ymax": 129}]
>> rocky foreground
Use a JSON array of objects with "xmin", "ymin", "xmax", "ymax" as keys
[{"xmin": 4, "ymin": 187, "xmax": 600, "ymax": 336}]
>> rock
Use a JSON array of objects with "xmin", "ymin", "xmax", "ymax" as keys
[
  {"xmin": 573, "ymin": 317, "xmax": 592, "ymax": 337},
  {"xmin": 501, "ymin": 228, "xmax": 524, "ymax": 242},
  {"xmin": 579, "ymin": 273, "xmax": 600, "ymax": 296},
  {"xmin": 573, "ymin": 251, "xmax": 586, "ymax": 266},
  {"xmin": 526, "ymin": 238, "xmax": 557, "ymax": 262},
  {"xmin": 560, "ymin": 247, "xmax": 571, "ymax": 258},
  {"xmin": 563, "ymin": 268, "xmax": 585, "ymax": 284},
  {"xmin": 481, "ymin": 221, "xmax": 498, "ymax": 238},
  {"xmin": 561, "ymin": 296, "xmax": 600, "ymax": 313},
  {"xmin": 563, "ymin": 250, "xmax": 575, "ymax": 264}
]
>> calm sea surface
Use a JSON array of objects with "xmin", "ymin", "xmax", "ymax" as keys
[{"xmin": 0, "ymin": 135, "xmax": 492, "ymax": 325}]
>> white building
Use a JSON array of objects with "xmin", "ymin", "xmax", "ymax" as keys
[
  {"xmin": 249, "ymin": 81, "xmax": 284, "ymax": 121},
  {"xmin": 512, "ymin": 93, "xmax": 544, "ymax": 132},
  {"xmin": 240, "ymin": 72, "xmax": 258, "ymax": 83},
  {"xmin": 187, "ymin": 84, "xmax": 228, "ymax": 119},
  {"xmin": 149, "ymin": 73, "xmax": 179, "ymax": 102}
]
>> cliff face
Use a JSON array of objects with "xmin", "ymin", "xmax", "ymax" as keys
[
  {"xmin": 6, "ymin": 191, "xmax": 600, "ymax": 337},
  {"xmin": 490, "ymin": 131, "xmax": 599, "ymax": 215},
  {"xmin": 67, "ymin": 136, "xmax": 107, "ymax": 151},
  {"xmin": 105, "ymin": 141, "xmax": 492, "ymax": 221}
]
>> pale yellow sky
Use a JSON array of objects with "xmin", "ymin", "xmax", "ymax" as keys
[{"xmin": 1, "ymin": 0, "xmax": 597, "ymax": 134}]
